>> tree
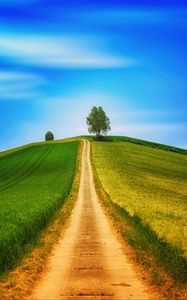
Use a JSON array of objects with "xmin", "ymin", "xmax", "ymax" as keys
[
  {"xmin": 45, "ymin": 131, "xmax": 54, "ymax": 141},
  {"xmin": 86, "ymin": 106, "xmax": 111, "ymax": 138}
]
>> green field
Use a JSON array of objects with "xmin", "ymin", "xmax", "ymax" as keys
[
  {"xmin": 0, "ymin": 141, "xmax": 78, "ymax": 272},
  {"xmin": 81, "ymin": 135, "xmax": 187, "ymax": 155},
  {"xmin": 92, "ymin": 141, "xmax": 187, "ymax": 259}
]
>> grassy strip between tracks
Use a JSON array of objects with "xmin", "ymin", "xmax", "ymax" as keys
[
  {"xmin": 90, "ymin": 145, "xmax": 187, "ymax": 300},
  {"xmin": 0, "ymin": 141, "xmax": 82, "ymax": 300}
]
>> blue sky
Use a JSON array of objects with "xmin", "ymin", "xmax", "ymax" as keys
[{"xmin": 0, "ymin": 0, "xmax": 187, "ymax": 150}]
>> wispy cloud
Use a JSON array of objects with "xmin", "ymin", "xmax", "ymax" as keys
[
  {"xmin": 0, "ymin": 71, "xmax": 45, "ymax": 99},
  {"xmin": 0, "ymin": 71, "xmax": 44, "ymax": 82},
  {"xmin": 111, "ymin": 123, "xmax": 186, "ymax": 135},
  {"xmin": 0, "ymin": 35, "xmax": 138, "ymax": 69},
  {"xmin": 109, "ymin": 109, "xmax": 186, "ymax": 121}
]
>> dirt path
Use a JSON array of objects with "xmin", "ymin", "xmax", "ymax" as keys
[{"xmin": 30, "ymin": 140, "xmax": 154, "ymax": 300}]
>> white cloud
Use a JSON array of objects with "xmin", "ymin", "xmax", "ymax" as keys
[
  {"xmin": 0, "ymin": 71, "xmax": 44, "ymax": 82},
  {"xmin": 0, "ymin": 35, "xmax": 138, "ymax": 68},
  {"xmin": 109, "ymin": 109, "xmax": 183, "ymax": 119},
  {"xmin": 0, "ymin": 87, "xmax": 38, "ymax": 99},
  {"xmin": 0, "ymin": 71, "xmax": 46, "ymax": 99},
  {"xmin": 111, "ymin": 123, "xmax": 186, "ymax": 135}
]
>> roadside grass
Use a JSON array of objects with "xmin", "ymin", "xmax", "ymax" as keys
[
  {"xmin": 91, "ymin": 141, "xmax": 187, "ymax": 297},
  {"xmin": 0, "ymin": 141, "xmax": 82, "ymax": 300},
  {"xmin": 0, "ymin": 141, "xmax": 78, "ymax": 274}
]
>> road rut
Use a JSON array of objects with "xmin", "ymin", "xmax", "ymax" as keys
[{"xmin": 30, "ymin": 140, "xmax": 154, "ymax": 300}]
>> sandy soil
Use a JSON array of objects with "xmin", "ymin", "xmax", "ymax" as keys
[{"xmin": 30, "ymin": 140, "xmax": 155, "ymax": 300}]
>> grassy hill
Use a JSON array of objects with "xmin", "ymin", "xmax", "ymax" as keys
[
  {"xmin": 91, "ymin": 139, "xmax": 187, "ymax": 287},
  {"xmin": 81, "ymin": 135, "xmax": 187, "ymax": 155},
  {"xmin": 1, "ymin": 134, "xmax": 186, "ymax": 293},
  {"xmin": 0, "ymin": 141, "xmax": 79, "ymax": 273}
]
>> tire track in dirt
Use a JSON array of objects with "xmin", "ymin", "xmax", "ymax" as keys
[{"xmin": 30, "ymin": 140, "xmax": 155, "ymax": 300}]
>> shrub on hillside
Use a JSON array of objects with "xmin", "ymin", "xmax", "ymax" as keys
[{"xmin": 45, "ymin": 131, "xmax": 54, "ymax": 141}]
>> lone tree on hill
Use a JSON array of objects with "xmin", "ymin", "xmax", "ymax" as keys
[
  {"xmin": 45, "ymin": 131, "xmax": 54, "ymax": 141},
  {"xmin": 86, "ymin": 106, "xmax": 111, "ymax": 138}
]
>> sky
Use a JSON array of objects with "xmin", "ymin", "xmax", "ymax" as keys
[{"xmin": 0, "ymin": 0, "xmax": 187, "ymax": 150}]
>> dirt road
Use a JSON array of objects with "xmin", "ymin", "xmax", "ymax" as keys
[{"xmin": 30, "ymin": 140, "xmax": 154, "ymax": 300}]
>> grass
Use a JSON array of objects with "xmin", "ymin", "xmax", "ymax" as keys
[
  {"xmin": 0, "ymin": 141, "xmax": 78, "ymax": 273},
  {"xmin": 0, "ymin": 138, "xmax": 80, "ymax": 158},
  {"xmin": 0, "ymin": 141, "xmax": 83, "ymax": 300},
  {"xmin": 92, "ymin": 141, "xmax": 187, "ymax": 286},
  {"xmin": 104, "ymin": 135, "xmax": 187, "ymax": 155},
  {"xmin": 81, "ymin": 135, "xmax": 187, "ymax": 155}
]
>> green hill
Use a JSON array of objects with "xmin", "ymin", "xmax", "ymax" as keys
[
  {"xmin": 0, "ymin": 141, "xmax": 78, "ymax": 272},
  {"xmin": 81, "ymin": 135, "xmax": 187, "ymax": 155},
  {"xmin": 91, "ymin": 139, "xmax": 187, "ymax": 284},
  {"xmin": 1, "ymin": 134, "xmax": 186, "ymax": 288}
]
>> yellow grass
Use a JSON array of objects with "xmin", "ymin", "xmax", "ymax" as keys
[{"xmin": 92, "ymin": 141, "xmax": 187, "ymax": 257}]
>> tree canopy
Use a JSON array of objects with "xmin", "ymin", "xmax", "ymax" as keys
[
  {"xmin": 45, "ymin": 131, "xmax": 54, "ymax": 141},
  {"xmin": 86, "ymin": 106, "xmax": 111, "ymax": 138}
]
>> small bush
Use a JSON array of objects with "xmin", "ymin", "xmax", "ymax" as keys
[{"xmin": 45, "ymin": 131, "xmax": 54, "ymax": 141}]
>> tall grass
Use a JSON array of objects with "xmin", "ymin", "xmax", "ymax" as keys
[
  {"xmin": 92, "ymin": 141, "xmax": 187, "ymax": 283},
  {"xmin": 0, "ymin": 141, "xmax": 78, "ymax": 273}
]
